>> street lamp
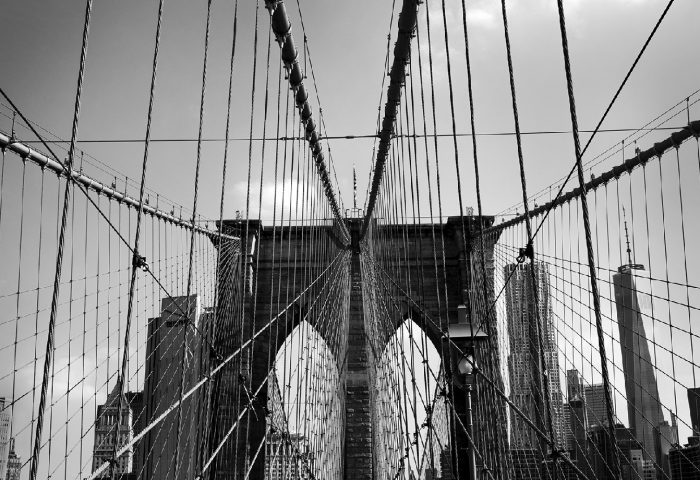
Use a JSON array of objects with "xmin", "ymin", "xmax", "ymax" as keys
[
  {"xmin": 448, "ymin": 304, "xmax": 488, "ymax": 480},
  {"xmin": 457, "ymin": 353, "xmax": 476, "ymax": 378},
  {"xmin": 457, "ymin": 352, "xmax": 478, "ymax": 480}
]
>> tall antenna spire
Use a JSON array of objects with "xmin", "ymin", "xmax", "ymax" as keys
[
  {"xmin": 623, "ymin": 206, "xmax": 632, "ymax": 265},
  {"xmin": 619, "ymin": 206, "xmax": 644, "ymax": 273},
  {"xmin": 353, "ymin": 164, "xmax": 357, "ymax": 210}
]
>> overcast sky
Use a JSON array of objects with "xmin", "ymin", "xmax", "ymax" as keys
[
  {"xmin": 0, "ymin": 1, "xmax": 699, "ymax": 477},
  {"xmin": 1, "ymin": 0, "xmax": 698, "ymax": 222}
]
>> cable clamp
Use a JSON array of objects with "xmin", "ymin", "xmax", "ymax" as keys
[
  {"xmin": 132, "ymin": 251, "xmax": 148, "ymax": 271},
  {"xmin": 239, "ymin": 381, "xmax": 259, "ymax": 421},
  {"xmin": 264, "ymin": 0, "xmax": 281, "ymax": 12},
  {"xmin": 517, "ymin": 242, "xmax": 534, "ymax": 263},
  {"xmin": 689, "ymin": 120, "xmax": 700, "ymax": 138}
]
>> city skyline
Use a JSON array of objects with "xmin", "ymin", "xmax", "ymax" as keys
[{"xmin": 504, "ymin": 261, "xmax": 565, "ymax": 452}]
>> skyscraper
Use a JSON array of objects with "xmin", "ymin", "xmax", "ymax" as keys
[
  {"xmin": 688, "ymin": 388, "xmax": 700, "ymax": 436},
  {"xmin": 141, "ymin": 295, "xmax": 208, "ymax": 480},
  {"xmin": 265, "ymin": 433, "xmax": 310, "ymax": 480},
  {"xmin": 504, "ymin": 262, "xmax": 564, "ymax": 453},
  {"xmin": 567, "ymin": 369, "xmax": 584, "ymax": 401},
  {"xmin": 589, "ymin": 423, "xmax": 644, "ymax": 480},
  {"xmin": 584, "ymin": 383, "xmax": 612, "ymax": 428},
  {"xmin": 0, "ymin": 398, "xmax": 10, "ymax": 479},
  {"xmin": 613, "ymin": 262, "xmax": 664, "ymax": 465},
  {"xmin": 568, "ymin": 394, "xmax": 591, "ymax": 477},
  {"xmin": 669, "ymin": 437, "xmax": 700, "ymax": 479},
  {"xmin": 4, "ymin": 438, "xmax": 19, "ymax": 480},
  {"xmin": 564, "ymin": 370, "xmax": 583, "ymax": 452},
  {"xmin": 91, "ymin": 384, "xmax": 136, "ymax": 477}
]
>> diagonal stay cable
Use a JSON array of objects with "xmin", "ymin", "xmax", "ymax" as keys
[
  {"xmin": 84, "ymin": 250, "xmax": 348, "ymax": 480},
  {"xmin": 496, "ymin": 0, "xmax": 676, "ymax": 244},
  {"xmin": 0, "ymin": 87, "xmax": 232, "ymax": 369},
  {"xmin": 110, "ymin": 0, "xmax": 167, "ymax": 477},
  {"xmin": 26, "ymin": 2, "xmax": 93, "ymax": 479},
  {"xmin": 365, "ymin": 253, "xmax": 592, "ymax": 479}
]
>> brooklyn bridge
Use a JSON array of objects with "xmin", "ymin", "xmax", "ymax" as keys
[{"xmin": 0, "ymin": 0, "xmax": 699, "ymax": 479}]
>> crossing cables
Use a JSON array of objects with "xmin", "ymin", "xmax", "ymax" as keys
[
  {"xmin": 28, "ymin": 2, "xmax": 93, "ymax": 479},
  {"xmin": 265, "ymin": 0, "xmax": 349, "ymax": 244},
  {"xmin": 362, "ymin": 0, "xmax": 419, "ymax": 239}
]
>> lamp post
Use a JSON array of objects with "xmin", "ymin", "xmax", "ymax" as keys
[
  {"xmin": 457, "ymin": 353, "xmax": 478, "ymax": 480},
  {"xmin": 448, "ymin": 305, "xmax": 489, "ymax": 480}
]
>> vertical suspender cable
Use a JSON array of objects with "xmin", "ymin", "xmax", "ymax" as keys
[
  {"xmin": 176, "ymin": 1, "xmax": 212, "ymax": 478},
  {"xmin": 458, "ymin": 0, "xmax": 512, "ymax": 472},
  {"xmin": 266, "ymin": 0, "xmax": 349, "ymax": 243},
  {"xmin": 361, "ymin": 0, "xmax": 418, "ymax": 239},
  {"xmin": 501, "ymin": 0, "xmax": 676, "ymax": 242},
  {"xmin": 203, "ymin": 0, "xmax": 239, "ymax": 473},
  {"xmin": 498, "ymin": 0, "xmax": 558, "ymax": 475},
  {"xmin": 111, "ymin": 1, "xmax": 166, "ymax": 478},
  {"xmin": 554, "ymin": 2, "xmax": 622, "ymax": 477},
  {"xmin": 29, "ymin": 2, "xmax": 93, "ymax": 479}
]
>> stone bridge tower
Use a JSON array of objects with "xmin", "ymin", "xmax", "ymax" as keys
[{"xmin": 206, "ymin": 216, "xmax": 506, "ymax": 479}]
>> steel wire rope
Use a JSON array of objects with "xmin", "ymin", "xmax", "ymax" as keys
[
  {"xmin": 498, "ymin": 2, "xmax": 560, "ymax": 473},
  {"xmin": 9, "ymin": 124, "xmax": 696, "ymax": 146},
  {"xmin": 494, "ymin": 90, "xmax": 700, "ymax": 218},
  {"xmin": 255, "ymin": 21, "xmax": 281, "ymax": 479},
  {"xmin": 28, "ymin": 2, "xmax": 92, "ymax": 478},
  {"xmin": 457, "ymin": 0, "xmax": 510, "ymax": 469},
  {"xmin": 28, "ymin": 164, "xmax": 47, "ymax": 463},
  {"xmin": 491, "ymin": 245, "xmax": 603, "ymax": 475},
  {"xmin": 68, "ymin": 238, "xmax": 320, "ymax": 470},
  {"xmin": 441, "ymin": 393, "xmax": 497, "ymax": 480},
  {"xmin": 107, "ymin": 1, "xmax": 167, "ymax": 477},
  {"xmin": 0, "ymin": 105, "xmax": 189, "ymax": 217},
  {"xmin": 468, "ymin": 125, "xmax": 700, "ymax": 393},
  {"xmin": 363, "ymin": 0, "xmax": 400, "ymax": 209},
  {"xmin": 533, "ymin": 276, "xmax": 683, "ymax": 478},
  {"xmin": 277, "ymin": 84, "xmax": 298, "ymax": 480},
  {"xmin": 495, "ymin": 240, "xmax": 700, "ymax": 330},
  {"xmin": 86, "ymin": 248, "xmax": 348, "ymax": 480},
  {"xmin": 239, "ymin": 19, "xmax": 276, "ymax": 478},
  {"xmin": 262, "ymin": 53, "xmax": 286, "ymax": 480},
  {"xmin": 555, "ymin": 1, "xmax": 640, "ymax": 476},
  {"xmin": 203, "ymin": 1, "xmax": 240, "ymax": 463},
  {"xmin": 412, "ymin": 15, "xmax": 462, "ymax": 477},
  {"xmin": 366, "ymin": 252, "xmax": 592, "ymax": 478},
  {"xmin": 495, "ymin": 0, "xmax": 677, "ymax": 246},
  {"xmin": 9, "ymin": 151, "xmax": 27, "ymax": 466},
  {"xmin": 397, "ymin": 105, "xmax": 429, "ymax": 474},
  {"xmin": 261, "ymin": 65, "xmax": 293, "ymax": 476},
  {"xmin": 297, "ymin": 146, "xmax": 318, "ymax": 477},
  {"xmin": 286, "ymin": 111, "xmax": 305, "ymax": 476},
  {"xmin": 490, "ymin": 217, "xmax": 693, "ymax": 466},
  {"xmin": 387, "ymin": 116, "xmax": 421, "ymax": 476},
  {"xmin": 197, "ymin": 248, "xmax": 349, "ymax": 479},
  {"xmin": 655, "ymin": 146, "xmax": 682, "ymax": 465},
  {"xmin": 407, "ymin": 52, "xmax": 448, "ymax": 475},
  {"xmin": 403, "ymin": 67, "xmax": 439, "ymax": 474},
  {"xmin": 490, "ymin": 233, "xmax": 614, "ymax": 479},
  {"xmin": 486, "ymin": 237, "xmax": 554, "ymax": 478},
  {"xmin": 0, "ymin": 97, "xmax": 230, "ymax": 365},
  {"xmin": 360, "ymin": 242, "xmax": 467, "ymax": 470},
  {"xmin": 173, "ymin": 0, "xmax": 213, "ymax": 476},
  {"xmin": 290, "ymin": 0, "xmax": 346, "ymax": 215}
]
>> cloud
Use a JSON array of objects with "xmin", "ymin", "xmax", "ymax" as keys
[
  {"xmin": 228, "ymin": 179, "xmax": 315, "ymax": 223},
  {"xmin": 468, "ymin": 7, "xmax": 497, "ymax": 30}
]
